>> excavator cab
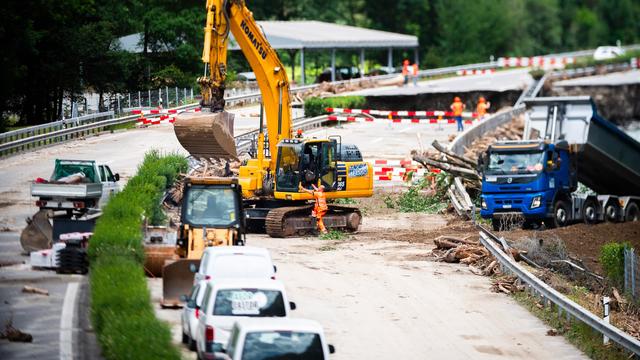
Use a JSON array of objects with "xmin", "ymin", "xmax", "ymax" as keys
[{"xmin": 275, "ymin": 139, "xmax": 336, "ymax": 192}]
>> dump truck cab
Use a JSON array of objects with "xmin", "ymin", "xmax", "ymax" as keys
[{"xmin": 479, "ymin": 140, "xmax": 575, "ymax": 225}]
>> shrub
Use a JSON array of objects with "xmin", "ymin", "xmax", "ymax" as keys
[
  {"xmin": 600, "ymin": 242, "xmax": 630, "ymax": 287},
  {"xmin": 90, "ymin": 150, "xmax": 187, "ymax": 360},
  {"xmin": 304, "ymin": 96, "xmax": 366, "ymax": 117}
]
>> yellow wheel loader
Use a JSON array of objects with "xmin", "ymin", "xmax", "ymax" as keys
[
  {"xmin": 173, "ymin": 0, "xmax": 373, "ymax": 237},
  {"xmin": 144, "ymin": 177, "xmax": 245, "ymax": 307}
]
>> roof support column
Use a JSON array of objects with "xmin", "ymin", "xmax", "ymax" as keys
[
  {"xmin": 359, "ymin": 48, "xmax": 365, "ymax": 78},
  {"xmin": 331, "ymin": 48, "xmax": 336, "ymax": 82},
  {"xmin": 387, "ymin": 47, "xmax": 393, "ymax": 68},
  {"xmin": 414, "ymin": 47, "xmax": 419, "ymax": 65},
  {"xmin": 300, "ymin": 48, "xmax": 305, "ymax": 85},
  {"xmin": 289, "ymin": 50, "xmax": 296, "ymax": 83}
]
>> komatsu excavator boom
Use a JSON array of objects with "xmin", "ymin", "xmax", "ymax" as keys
[{"xmin": 174, "ymin": 0, "xmax": 373, "ymax": 237}]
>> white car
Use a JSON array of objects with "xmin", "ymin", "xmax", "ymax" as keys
[
  {"xmin": 191, "ymin": 246, "xmax": 276, "ymax": 284},
  {"xmin": 218, "ymin": 318, "xmax": 335, "ymax": 360},
  {"xmin": 593, "ymin": 46, "xmax": 625, "ymax": 60},
  {"xmin": 195, "ymin": 279, "xmax": 296, "ymax": 359},
  {"xmin": 181, "ymin": 281, "xmax": 207, "ymax": 350}
]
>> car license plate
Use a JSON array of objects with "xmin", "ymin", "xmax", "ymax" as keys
[{"xmin": 502, "ymin": 204, "xmax": 512, "ymax": 209}]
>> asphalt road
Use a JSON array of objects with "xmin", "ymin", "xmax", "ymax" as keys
[
  {"xmin": 0, "ymin": 98, "xmax": 585, "ymax": 359},
  {"xmin": 348, "ymin": 68, "xmax": 534, "ymax": 96}
]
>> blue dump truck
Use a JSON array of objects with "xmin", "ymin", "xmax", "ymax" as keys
[{"xmin": 479, "ymin": 96, "xmax": 640, "ymax": 231}]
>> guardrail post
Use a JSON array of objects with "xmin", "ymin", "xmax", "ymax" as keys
[
  {"xmin": 603, "ymin": 296, "xmax": 610, "ymax": 345},
  {"xmin": 148, "ymin": 89, "xmax": 151, "ymax": 107},
  {"xmin": 626, "ymin": 248, "xmax": 630, "ymax": 295},
  {"xmin": 632, "ymin": 249, "xmax": 637, "ymax": 299},
  {"xmin": 138, "ymin": 91, "xmax": 141, "ymax": 108}
]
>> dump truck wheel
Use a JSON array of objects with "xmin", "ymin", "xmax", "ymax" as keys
[
  {"xmin": 604, "ymin": 202, "xmax": 620, "ymax": 223},
  {"xmin": 552, "ymin": 200, "xmax": 570, "ymax": 228},
  {"xmin": 491, "ymin": 219, "xmax": 500, "ymax": 232},
  {"xmin": 625, "ymin": 203, "xmax": 639, "ymax": 222},
  {"xmin": 582, "ymin": 199, "xmax": 599, "ymax": 225}
]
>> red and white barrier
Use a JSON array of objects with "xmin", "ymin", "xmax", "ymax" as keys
[
  {"xmin": 456, "ymin": 69, "xmax": 496, "ymax": 76},
  {"xmin": 132, "ymin": 106, "xmax": 202, "ymax": 127},
  {"xmin": 497, "ymin": 56, "xmax": 575, "ymax": 68},
  {"xmin": 327, "ymin": 116, "xmax": 476, "ymax": 125},
  {"xmin": 326, "ymin": 108, "xmax": 478, "ymax": 118},
  {"xmin": 369, "ymin": 159, "xmax": 441, "ymax": 182}
]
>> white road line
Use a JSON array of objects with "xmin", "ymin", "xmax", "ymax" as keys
[
  {"xmin": 60, "ymin": 282, "xmax": 79, "ymax": 360},
  {"xmin": 370, "ymin": 137, "xmax": 384, "ymax": 143}
]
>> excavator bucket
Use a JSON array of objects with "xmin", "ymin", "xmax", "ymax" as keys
[
  {"xmin": 143, "ymin": 244, "xmax": 176, "ymax": 277},
  {"xmin": 161, "ymin": 259, "xmax": 200, "ymax": 308},
  {"xmin": 20, "ymin": 210, "xmax": 53, "ymax": 253},
  {"xmin": 173, "ymin": 110, "xmax": 237, "ymax": 159}
]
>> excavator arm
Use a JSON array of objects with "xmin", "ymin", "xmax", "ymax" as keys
[{"xmin": 177, "ymin": 0, "xmax": 292, "ymax": 170}]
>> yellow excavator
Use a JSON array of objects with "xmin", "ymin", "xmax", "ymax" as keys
[{"xmin": 174, "ymin": 0, "xmax": 373, "ymax": 237}]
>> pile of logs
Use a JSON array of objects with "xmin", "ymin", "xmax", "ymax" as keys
[
  {"xmin": 433, "ymin": 235, "xmax": 499, "ymax": 276},
  {"xmin": 463, "ymin": 116, "xmax": 525, "ymax": 160},
  {"xmin": 491, "ymin": 275, "xmax": 524, "ymax": 294},
  {"xmin": 413, "ymin": 140, "xmax": 481, "ymax": 191},
  {"xmin": 167, "ymin": 157, "xmax": 241, "ymax": 204}
]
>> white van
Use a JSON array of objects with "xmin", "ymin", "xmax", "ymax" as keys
[
  {"xmin": 191, "ymin": 246, "xmax": 276, "ymax": 284},
  {"xmin": 219, "ymin": 318, "xmax": 335, "ymax": 360},
  {"xmin": 195, "ymin": 279, "xmax": 296, "ymax": 359}
]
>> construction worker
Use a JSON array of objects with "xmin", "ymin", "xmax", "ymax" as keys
[
  {"xmin": 476, "ymin": 97, "xmax": 491, "ymax": 120},
  {"xmin": 298, "ymin": 183, "xmax": 328, "ymax": 234},
  {"xmin": 402, "ymin": 59, "xmax": 410, "ymax": 86},
  {"xmin": 450, "ymin": 96, "xmax": 466, "ymax": 132},
  {"xmin": 412, "ymin": 63, "xmax": 419, "ymax": 86}
]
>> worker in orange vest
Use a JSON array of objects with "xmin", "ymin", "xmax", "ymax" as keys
[
  {"xmin": 476, "ymin": 97, "xmax": 491, "ymax": 120},
  {"xmin": 298, "ymin": 183, "xmax": 328, "ymax": 234},
  {"xmin": 450, "ymin": 96, "xmax": 466, "ymax": 132},
  {"xmin": 402, "ymin": 59, "xmax": 410, "ymax": 86},
  {"xmin": 412, "ymin": 63, "xmax": 419, "ymax": 86}
]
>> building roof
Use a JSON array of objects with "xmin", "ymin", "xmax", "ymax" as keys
[
  {"xmin": 117, "ymin": 20, "xmax": 418, "ymax": 53},
  {"xmin": 229, "ymin": 20, "xmax": 418, "ymax": 50}
]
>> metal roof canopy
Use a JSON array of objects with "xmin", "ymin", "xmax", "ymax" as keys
[{"xmin": 228, "ymin": 20, "xmax": 418, "ymax": 50}]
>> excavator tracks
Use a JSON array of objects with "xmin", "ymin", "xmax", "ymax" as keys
[{"xmin": 265, "ymin": 204, "xmax": 362, "ymax": 238}]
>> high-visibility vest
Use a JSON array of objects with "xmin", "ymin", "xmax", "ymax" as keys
[
  {"xmin": 314, "ymin": 191, "xmax": 328, "ymax": 212},
  {"xmin": 451, "ymin": 101, "xmax": 464, "ymax": 116},
  {"xmin": 402, "ymin": 64, "xmax": 409, "ymax": 76},
  {"xmin": 476, "ymin": 103, "xmax": 488, "ymax": 117},
  {"xmin": 412, "ymin": 64, "xmax": 418, "ymax": 75}
]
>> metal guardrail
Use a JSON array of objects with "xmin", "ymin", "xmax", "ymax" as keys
[
  {"xmin": 478, "ymin": 226, "xmax": 640, "ymax": 356},
  {"xmin": 0, "ymin": 111, "xmax": 114, "ymax": 155}
]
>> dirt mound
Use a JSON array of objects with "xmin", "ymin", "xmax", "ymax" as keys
[{"xmin": 503, "ymin": 221, "xmax": 640, "ymax": 274}]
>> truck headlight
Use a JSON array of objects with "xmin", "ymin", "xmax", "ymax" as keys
[
  {"xmin": 481, "ymin": 198, "xmax": 487, "ymax": 210},
  {"xmin": 531, "ymin": 196, "xmax": 541, "ymax": 209}
]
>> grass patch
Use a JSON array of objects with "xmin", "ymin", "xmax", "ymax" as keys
[
  {"xmin": 320, "ymin": 229, "xmax": 347, "ymax": 241},
  {"xmin": 105, "ymin": 121, "xmax": 136, "ymax": 132},
  {"xmin": 89, "ymin": 150, "xmax": 187, "ymax": 360},
  {"xmin": 384, "ymin": 173, "xmax": 450, "ymax": 213},
  {"xmin": 513, "ymin": 291, "xmax": 631, "ymax": 360},
  {"xmin": 303, "ymin": 96, "xmax": 366, "ymax": 117},
  {"xmin": 600, "ymin": 242, "xmax": 629, "ymax": 288},
  {"xmin": 318, "ymin": 244, "xmax": 337, "ymax": 251}
]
